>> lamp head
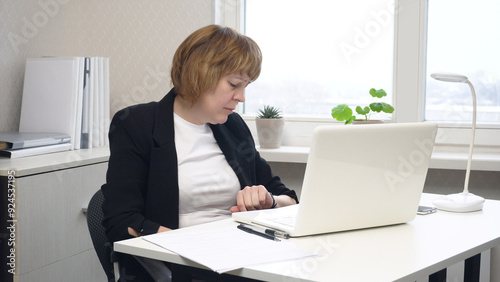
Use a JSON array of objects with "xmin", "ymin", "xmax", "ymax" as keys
[{"xmin": 431, "ymin": 72, "xmax": 469, "ymax": 83}]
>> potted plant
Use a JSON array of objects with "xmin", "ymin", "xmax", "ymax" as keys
[
  {"xmin": 255, "ymin": 105, "xmax": 284, "ymax": 149},
  {"xmin": 330, "ymin": 88, "xmax": 394, "ymax": 124}
]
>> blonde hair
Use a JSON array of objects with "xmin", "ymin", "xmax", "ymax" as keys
[{"xmin": 171, "ymin": 25, "xmax": 262, "ymax": 103}]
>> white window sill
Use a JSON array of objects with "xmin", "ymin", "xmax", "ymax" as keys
[
  {"xmin": 257, "ymin": 146, "xmax": 500, "ymax": 172},
  {"xmin": 257, "ymin": 146, "xmax": 310, "ymax": 163}
]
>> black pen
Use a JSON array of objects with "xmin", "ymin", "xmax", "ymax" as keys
[
  {"xmin": 240, "ymin": 223, "xmax": 290, "ymax": 239},
  {"xmin": 237, "ymin": 224, "xmax": 281, "ymax": 242}
]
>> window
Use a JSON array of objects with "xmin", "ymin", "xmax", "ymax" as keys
[
  {"xmin": 243, "ymin": 0, "xmax": 395, "ymax": 119},
  {"xmin": 217, "ymin": 0, "xmax": 500, "ymax": 162},
  {"xmin": 425, "ymin": 0, "xmax": 500, "ymax": 123}
]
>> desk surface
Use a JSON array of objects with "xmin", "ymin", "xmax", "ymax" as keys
[{"xmin": 114, "ymin": 194, "xmax": 500, "ymax": 282}]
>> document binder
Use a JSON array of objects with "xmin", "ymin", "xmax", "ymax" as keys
[
  {"xmin": 0, "ymin": 132, "xmax": 70, "ymax": 150},
  {"xmin": 0, "ymin": 143, "xmax": 72, "ymax": 159},
  {"xmin": 19, "ymin": 57, "xmax": 79, "ymax": 150},
  {"xmin": 19, "ymin": 57, "xmax": 110, "ymax": 151}
]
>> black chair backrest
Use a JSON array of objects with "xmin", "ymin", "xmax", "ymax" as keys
[{"xmin": 87, "ymin": 189, "xmax": 115, "ymax": 282}]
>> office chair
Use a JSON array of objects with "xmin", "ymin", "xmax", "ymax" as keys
[
  {"xmin": 86, "ymin": 189, "xmax": 120, "ymax": 282},
  {"xmin": 87, "ymin": 189, "xmax": 172, "ymax": 282}
]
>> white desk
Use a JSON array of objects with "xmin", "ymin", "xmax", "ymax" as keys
[{"xmin": 114, "ymin": 194, "xmax": 500, "ymax": 281}]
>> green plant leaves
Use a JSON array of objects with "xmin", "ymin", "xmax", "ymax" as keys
[
  {"xmin": 345, "ymin": 116, "xmax": 355, "ymax": 124},
  {"xmin": 257, "ymin": 105, "xmax": 282, "ymax": 119},
  {"xmin": 369, "ymin": 102, "xmax": 394, "ymax": 113},
  {"xmin": 331, "ymin": 104, "xmax": 353, "ymax": 121},
  {"xmin": 369, "ymin": 88, "xmax": 387, "ymax": 98},
  {"xmin": 330, "ymin": 88, "xmax": 394, "ymax": 124},
  {"xmin": 356, "ymin": 106, "xmax": 370, "ymax": 115}
]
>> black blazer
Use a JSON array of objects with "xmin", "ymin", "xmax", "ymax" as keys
[{"xmin": 102, "ymin": 89, "xmax": 297, "ymax": 243}]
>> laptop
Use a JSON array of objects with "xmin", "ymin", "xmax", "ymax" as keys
[{"xmin": 233, "ymin": 122, "xmax": 438, "ymax": 237}]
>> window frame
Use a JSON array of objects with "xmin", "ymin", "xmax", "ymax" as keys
[{"xmin": 216, "ymin": 0, "xmax": 500, "ymax": 166}]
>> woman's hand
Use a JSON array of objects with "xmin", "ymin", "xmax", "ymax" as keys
[
  {"xmin": 157, "ymin": 226, "xmax": 171, "ymax": 233},
  {"xmin": 230, "ymin": 185, "xmax": 273, "ymax": 212},
  {"xmin": 229, "ymin": 185, "xmax": 297, "ymax": 212},
  {"xmin": 128, "ymin": 226, "xmax": 171, "ymax": 237}
]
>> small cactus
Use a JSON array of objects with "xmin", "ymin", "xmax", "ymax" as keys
[{"xmin": 257, "ymin": 105, "xmax": 282, "ymax": 119}]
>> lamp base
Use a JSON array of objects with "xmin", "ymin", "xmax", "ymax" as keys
[{"xmin": 433, "ymin": 192, "xmax": 485, "ymax": 213}]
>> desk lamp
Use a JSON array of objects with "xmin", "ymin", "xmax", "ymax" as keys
[{"xmin": 430, "ymin": 72, "xmax": 485, "ymax": 212}]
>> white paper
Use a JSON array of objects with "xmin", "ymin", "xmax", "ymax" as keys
[
  {"xmin": 73, "ymin": 57, "xmax": 84, "ymax": 150},
  {"xmin": 103, "ymin": 57, "xmax": 110, "ymax": 146},
  {"xmin": 143, "ymin": 226, "xmax": 316, "ymax": 273}
]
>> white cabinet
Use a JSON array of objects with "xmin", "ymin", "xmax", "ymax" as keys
[{"xmin": 1, "ymin": 147, "xmax": 109, "ymax": 282}]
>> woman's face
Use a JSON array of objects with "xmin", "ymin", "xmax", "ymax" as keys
[{"xmin": 194, "ymin": 73, "xmax": 251, "ymax": 124}]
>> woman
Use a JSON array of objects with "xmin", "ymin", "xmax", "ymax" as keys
[{"xmin": 101, "ymin": 24, "xmax": 298, "ymax": 281}]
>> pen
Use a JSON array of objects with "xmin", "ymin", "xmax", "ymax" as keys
[
  {"xmin": 240, "ymin": 223, "xmax": 290, "ymax": 239},
  {"xmin": 237, "ymin": 224, "xmax": 281, "ymax": 242}
]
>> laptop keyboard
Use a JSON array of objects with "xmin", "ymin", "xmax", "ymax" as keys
[{"xmin": 258, "ymin": 214, "xmax": 296, "ymax": 227}]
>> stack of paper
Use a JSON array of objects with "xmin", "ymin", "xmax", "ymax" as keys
[
  {"xmin": 143, "ymin": 226, "xmax": 317, "ymax": 273},
  {"xmin": 19, "ymin": 57, "xmax": 110, "ymax": 151},
  {"xmin": 0, "ymin": 132, "xmax": 71, "ymax": 159}
]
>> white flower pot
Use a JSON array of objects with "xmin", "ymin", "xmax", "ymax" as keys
[{"xmin": 255, "ymin": 118, "xmax": 284, "ymax": 149}]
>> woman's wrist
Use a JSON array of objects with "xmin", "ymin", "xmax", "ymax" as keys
[
  {"xmin": 128, "ymin": 227, "xmax": 142, "ymax": 237},
  {"xmin": 269, "ymin": 192, "xmax": 277, "ymax": 209},
  {"xmin": 272, "ymin": 194, "xmax": 298, "ymax": 209}
]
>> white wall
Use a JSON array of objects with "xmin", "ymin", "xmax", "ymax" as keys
[{"xmin": 0, "ymin": 0, "xmax": 214, "ymax": 131}]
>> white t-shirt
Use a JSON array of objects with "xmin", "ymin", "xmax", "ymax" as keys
[{"xmin": 174, "ymin": 113, "xmax": 240, "ymax": 228}]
